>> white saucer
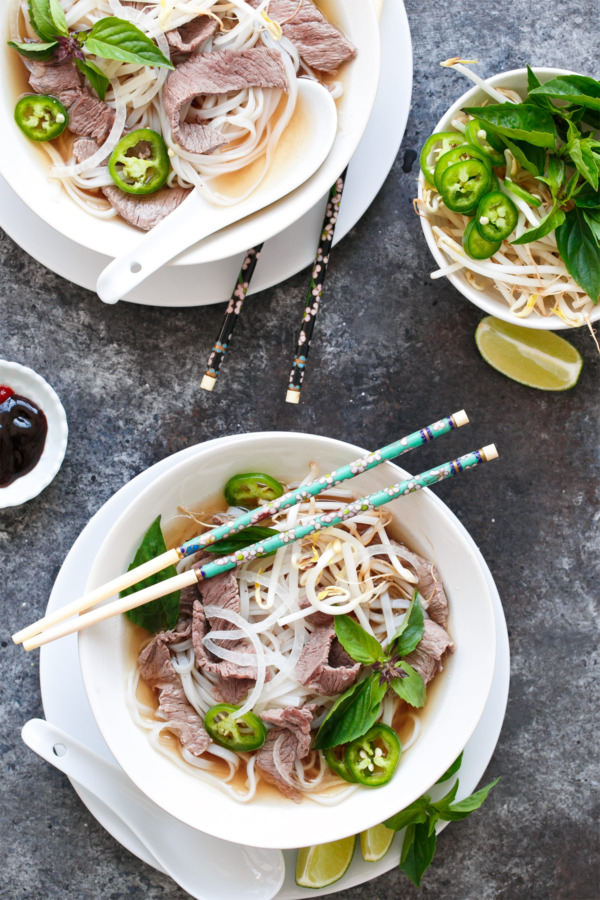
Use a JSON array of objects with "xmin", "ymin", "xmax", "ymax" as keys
[
  {"xmin": 39, "ymin": 434, "xmax": 509, "ymax": 899},
  {"xmin": 0, "ymin": 360, "xmax": 68, "ymax": 508},
  {"xmin": 0, "ymin": 0, "xmax": 412, "ymax": 307}
]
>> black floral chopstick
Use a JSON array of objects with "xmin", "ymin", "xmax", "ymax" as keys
[
  {"xmin": 201, "ymin": 244, "xmax": 264, "ymax": 392},
  {"xmin": 285, "ymin": 168, "xmax": 348, "ymax": 405}
]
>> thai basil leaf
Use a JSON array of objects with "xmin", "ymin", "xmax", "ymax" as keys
[
  {"xmin": 75, "ymin": 58, "xmax": 109, "ymax": 101},
  {"xmin": 203, "ymin": 525, "xmax": 278, "ymax": 554},
  {"xmin": 390, "ymin": 592, "xmax": 424, "ymax": 657},
  {"xmin": 390, "ymin": 661, "xmax": 426, "ymax": 708},
  {"xmin": 525, "ymin": 66, "xmax": 555, "ymax": 112},
  {"xmin": 85, "ymin": 17, "xmax": 174, "ymax": 69},
  {"xmin": 529, "ymin": 74, "xmax": 600, "ymax": 112},
  {"xmin": 502, "ymin": 136, "xmax": 546, "ymax": 176},
  {"xmin": 28, "ymin": 0, "xmax": 58, "ymax": 41},
  {"xmin": 313, "ymin": 674, "xmax": 386, "ymax": 750},
  {"xmin": 430, "ymin": 778, "xmax": 460, "ymax": 813},
  {"xmin": 575, "ymin": 184, "xmax": 600, "ymax": 208},
  {"xmin": 334, "ymin": 615, "xmax": 383, "ymax": 665},
  {"xmin": 462, "ymin": 103, "xmax": 556, "ymax": 149},
  {"xmin": 583, "ymin": 209, "xmax": 600, "ymax": 242},
  {"xmin": 565, "ymin": 122, "xmax": 599, "ymax": 189},
  {"xmin": 511, "ymin": 207, "xmax": 565, "ymax": 245},
  {"xmin": 580, "ymin": 107, "xmax": 600, "ymax": 131},
  {"xmin": 121, "ymin": 515, "xmax": 180, "ymax": 633},
  {"xmin": 48, "ymin": 0, "xmax": 69, "ymax": 37},
  {"xmin": 435, "ymin": 777, "xmax": 500, "ymax": 822},
  {"xmin": 399, "ymin": 820, "xmax": 438, "ymax": 888},
  {"xmin": 384, "ymin": 795, "xmax": 431, "ymax": 831},
  {"xmin": 7, "ymin": 39, "xmax": 58, "ymax": 60},
  {"xmin": 556, "ymin": 208, "xmax": 600, "ymax": 303},
  {"xmin": 435, "ymin": 751, "xmax": 463, "ymax": 784}
]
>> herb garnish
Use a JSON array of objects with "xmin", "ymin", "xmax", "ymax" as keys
[
  {"xmin": 384, "ymin": 752, "xmax": 500, "ymax": 887},
  {"xmin": 9, "ymin": 0, "xmax": 173, "ymax": 100},
  {"xmin": 121, "ymin": 516, "xmax": 180, "ymax": 633},
  {"xmin": 313, "ymin": 593, "xmax": 426, "ymax": 751},
  {"xmin": 202, "ymin": 525, "xmax": 279, "ymax": 555}
]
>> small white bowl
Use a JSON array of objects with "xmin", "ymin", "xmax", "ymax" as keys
[
  {"xmin": 418, "ymin": 67, "xmax": 600, "ymax": 330},
  {"xmin": 79, "ymin": 431, "xmax": 496, "ymax": 849},
  {"xmin": 0, "ymin": 360, "xmax": 68, "ymax": 508},
  {"xmin": 0, "ymin": 2, "xmax": 380, "ymax": 267}
]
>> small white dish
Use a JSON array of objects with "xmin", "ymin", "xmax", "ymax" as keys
[
  {"xmin": 418, "ymin": 67, "xmax": 600, "ymax": 331},
  {"xmin": 0, "ymin": 360, "xmax": 68, "ymax": 508},
  {"xmin": 79, "ymin": 431, "xmax": 496, "ymax": 850}
]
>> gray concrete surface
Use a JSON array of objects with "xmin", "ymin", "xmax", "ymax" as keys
[{"xmin": 1, "ymin": 1, "xmax": 599, "ymax": 898}]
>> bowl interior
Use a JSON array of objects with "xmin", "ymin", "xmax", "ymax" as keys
[
  {"xmin": 418, "ymin": 67, "xmax": 599, "ymax": 330},
  {"xmin": 79, "ymin": 432, "xmax": 496, "ymax": 849},
  {"xmin": 0, "ymin": 1, "xmax": 380, "ymax": 267}
]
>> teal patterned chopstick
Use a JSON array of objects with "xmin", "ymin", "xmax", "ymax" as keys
[
  {"xmin": 178, "ymin": 410, "xmax": 469, "ymax": 558},
  {"xmin": 194, "ymin": 444, "xmax": 498, "ymax": 582}
]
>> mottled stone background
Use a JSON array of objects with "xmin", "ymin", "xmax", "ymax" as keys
[{"xmin": 1, "ymin": 1, "xmax": 598, "ymax": 898}]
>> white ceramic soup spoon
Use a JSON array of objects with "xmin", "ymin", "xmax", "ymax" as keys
[
  {"xmin": 22, "ymin": 719, "xmax": 285, "ymax": 900},
  {"xmin": 96, "ymin": 79, "xmax": 338, "ymax": 305}
]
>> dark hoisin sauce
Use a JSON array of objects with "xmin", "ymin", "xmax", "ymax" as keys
[{"xmin": 0, "ymin": 386, "xmax": 48, "ymax": 487}]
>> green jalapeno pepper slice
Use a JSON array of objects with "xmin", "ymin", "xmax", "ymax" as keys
[
  {"xmin": 14, "ymin": 94, "xmax": 68, "ymax": 142},
  {"xmin": 462, "ymin": 219, "xmax": 502, "ymax": 260},
  {"xmin": 465, "ymin": 118, "xmax": 506, "ymax": 166},
  {"xmin": 503, "ymin": 179, "xmax": 542, "ymax": 207},
  {"xmin": 475, "ymin": 190, "xmax": 519, "ymax": 242},
  {"xmin": 420, "ymin": 132, "xmax": 468, "ymax": 186},
  {"xmin": 345, "ymin": 723, "xmax": 401, "ymax": 787},
  {"xmin": 224, "ymin": 472, "xmax": 285, "ymax": 508},
  {"xmin": 439, "ymin": 159, "xmax": 492, "ymax": 214},
  {"xmin": 324, "ymin": 746, "xmax": 359, "ymax": 783},
  {"xmin": 108, "ymin": 128, "xmax": 170, "ymax": 195},
  {"xmin": 433, "ymin": 144, "xmax": 492, "ymax": 193},
  {"xmin": 204, "ymin": 704, "xmax": 266, "ymax": 751}
]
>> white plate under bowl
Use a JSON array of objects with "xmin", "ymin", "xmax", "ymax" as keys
[
  {"xmin": 418, "ymin": 67, "xmax": 600, "ymax": 330},
  {"xmin": 79, "ymin": 431, "xmax": 496, "ymax": 850},
  {"xmin": 0, "ymin": 360, "xmax": 68, "ymax": 508},
  {"xmin": 0, "ymin": 0, "xmax": 380, "ymax": 269},
  {"xmin": 38, "ymin": 433, "xmax": 509, "ymax": 897}
]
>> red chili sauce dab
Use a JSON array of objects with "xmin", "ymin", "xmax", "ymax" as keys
[{"xmin": 0, "ymin": 386, "xmax": 48, "ymax": 488}]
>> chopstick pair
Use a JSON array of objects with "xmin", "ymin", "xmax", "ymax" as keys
[
  {"xmin": 200, "ymin": 170, "xmax": 348, "ymax": 400},
  {"xmin": 13, "ymin": 410, "xmax": 498, "ymax": 651}
]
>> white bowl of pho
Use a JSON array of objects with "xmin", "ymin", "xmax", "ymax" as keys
[
  {"xmin": 79, "ymin": 431, "xmax": 496, "ymax": 849},
  {"xmin": 417, "ymin": 65, "xmax": 600, "ymax": 330},
  {"xmin": 0, "ymin": 1, "xmax": 379, "ymax": 266}
]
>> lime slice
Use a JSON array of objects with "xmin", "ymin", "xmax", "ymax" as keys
[
  {"xmin": 296, "ymin": 836, "xmax": 356, "ymax": 889},
  {"xmin": 475, "ymin": 316, "xmax": 583, "ymax": 390},
  {"xmin": 360, "ymin": 823, "xmax": 395, "ymax": 862}
]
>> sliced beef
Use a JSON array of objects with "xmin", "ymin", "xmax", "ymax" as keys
[
  {"xmin": 138, "ymin": 623, "xmax": 210, "ymax": 756},
  {"xmin": 296, "ymin": 623, "xmax": 360, "ymax": 695},
  {"xmin": 404, "ymin": 619, "xmax": 454, "ymax": 685},
  {"xmin": 166, "ymin": 16, "xmax": 219, "ymax": 54},
  {"xmin": 395, "ymin": 546, "xmax": 449, "ymax": 627},
  {"xmin": 256, "ymin": 705, "xmax": 315, "ymax": 801},
  {"xmin": 298, "ymin": 595, "xmax": 332, "ymax": 627},
  {"xmin": 197, "ymin": 565, "xmax": 242, "ymax": 634},
  {"xmin": 192, "ymin": 599, "xmax": 259, "ymax": 679},
  {"xmin": 162, "ymin": 47, "xmax": 288, "ymax": 155},
  {"xmin": 68, "ymin": 92, "xmax": 115, "ymax": 144},
  {"xmin": 251, "ymin": 0, "xmax": 356, "ymax": 72}
]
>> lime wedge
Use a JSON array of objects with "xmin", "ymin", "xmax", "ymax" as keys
[
  {"xmin": 296, "ymin": 836, "xmax": 356, "ymax": 889},
  {"xmin": 475, "ymin": 316, "xmax": 583, "ymax": 390},
  {"xmin": 360, "ymin": 823, "xmax": 395, "ymax": 862}
]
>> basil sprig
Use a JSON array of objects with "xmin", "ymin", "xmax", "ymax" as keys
[
  {"xmin": 121, "ymin": 516, "xmax": 180, "ymax": 633},
  {"xmin": 384, "ymin": 752, "xmax": 500, "ymax": 887},
  {"xmin": 313, "ymin": 594, "xmax": 426, "ymax": 750},
  {"xmin": 202, "ymin": 525, "xmax": 279, "ymax": 555},
  {"xmin": 83, "ymin": 17, "xmax": 174, "ymax": 70}
]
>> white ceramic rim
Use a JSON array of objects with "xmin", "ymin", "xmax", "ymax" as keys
[
  {"xmin": 418, "ymin": 66, "xmax": 599, "ymax": 330},
  {"xmin": 79, "ymin": 431, "xmax": 496, "ymax": 849},
  {"xmin": 0, "ymin": 360, "xmax": 68, "ymax": 508},
  {"xmin": 0, "ymin": 1, "xmax": 380, "ymax": 267}
]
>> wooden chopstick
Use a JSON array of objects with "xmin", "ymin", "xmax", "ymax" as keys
[
  {"xmin": 13, "ymin": 411, "xmax": 468, "ymax": 646},
  {"xmin": 21, "ymin": 443, "xmax": 498, "ymax": 651}
]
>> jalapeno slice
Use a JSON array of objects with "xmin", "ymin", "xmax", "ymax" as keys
[
  {"xmin": 433, "ymin": 144, "xmax": 492, "ymax": 193},
  {"xmin": 324, "ymin": 746, "xmax": 359, "ymax": 783},
  {"xmin": 465, "ymin": 119, "xmax": 506, "ymax": 166},
  {"xmin": 224, "ymin": 472, "xmax": 285, "ymax": 508},
  {"xmin": 345, "ymin": 724, "xmax": 401, "ymax": 787},
  {"xmin": 204, "ymin": 704, "xmax": 266, "ymax": 751},
  {"xmin": 108, "ymin": 128, "xmax": 170, "ymax": 195},
  {"xmin": 439, "ymin": 159, "xmax": 492, "ymax": 214},
  {"xmin": 462, "ymin": 219, "xmax": 502, "ymax": 260},
  {"xmin": 475, "ymin": 190, "xmax": 519, "ymax": 242},
  {"xmin": 420, "ymin": 132, "xmax": 468, "ymax": 186},
  {"xmin": 14, "ymin": 94, "xmax": 68, "ymax": 142},
  {"xmin": 503, "ymin": 179, "xmax": 542, "ymax": 207}
]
